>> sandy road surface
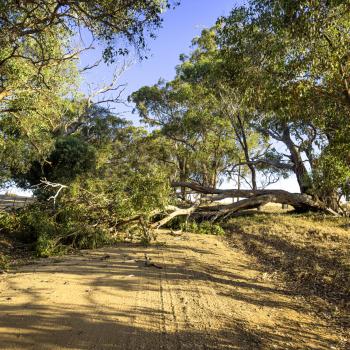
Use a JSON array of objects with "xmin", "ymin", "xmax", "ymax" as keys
[{"xmin": 0, "ymin": 233, "xmax": 341, "ymax": 350}]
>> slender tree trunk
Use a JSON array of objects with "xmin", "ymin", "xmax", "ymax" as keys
[
  {"xmin": 177, "ymin": 157, "xmax": 188, "ymax": 201},
  {"xmin": 234, "ymin": 115, "xmax": 257, "ymax": 190},
  {"xmin": 237, "ymin": 162, "xmax": 241, "ymax": 203},
  {"xmin": 210, "ymin": 170, "xmax": 217, "ymax": 188},
  {"xmin": 281, "ymin": 126, "xmax": 312, "ymax": 194}
]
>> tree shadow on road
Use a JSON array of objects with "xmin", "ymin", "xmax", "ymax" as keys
[{"xmin": 0, "ymin": 236, "xmax": 345, "ymax": 349}]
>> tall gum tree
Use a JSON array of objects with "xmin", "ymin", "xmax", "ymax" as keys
[
  {"xmin": 212, "ymin": 1, "xmax": 350, "ymax": 211},
  {"xmin": 155, "ymin": 2, "xmax": 350, "ymax": 215},
  {"xmin": 130, "ymin": 78, "xmax": 243, "ymax": 196},
  {"xmin": 0, "ymin": 0, "xmax": 178, "ymax": 183}
]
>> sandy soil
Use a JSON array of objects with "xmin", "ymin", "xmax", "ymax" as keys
[{"xmin": 0, "ymin": 232, "xmax": 343, "ymax": 350}]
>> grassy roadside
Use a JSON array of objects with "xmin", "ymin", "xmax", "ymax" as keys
[{"xmin": 224, "ymin": 212, "xmax": 350, "ymax": 338}]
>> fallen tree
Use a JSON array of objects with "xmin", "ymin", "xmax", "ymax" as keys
[
  {"xmin": 113, "ymin": 181, "xmax": 340, "ymax": 234},
  {"xmin": 117, "ymin": 181, "xmax": 341, "ymax": 232},
  {"xmin": 150, "ymin": 205, "xmax": 200, "ymax": 229},
  {"xmin": 171, "ymin": 182, "xmax": 340, "ymax": 217}
]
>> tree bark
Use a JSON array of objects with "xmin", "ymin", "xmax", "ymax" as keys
[
  {"xmin": 281, "ymin": 126, "xmax": 312, "ymax": 194},
  {"xmin": 171, "ymin": 181, "xmax": 339, "ymax": 215},
  {"xmin": 151, "ymin": 205, "xmax": 199, "ymax": 229},
  {"xmin": 177, "ymin": 156, "xmax": 188, "ymax": 201}
]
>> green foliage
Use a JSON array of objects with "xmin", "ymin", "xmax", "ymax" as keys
[
  {"xmin": 70, "ymin": 226, "xmax": 108, "ymax": 250},
  {"xmin": 0, "ymin": 0, "xmax": 176, "ymax": 184},
  {"xmin": 3, "ymin": 204, "xmax": 111, "ymax": 257},
  {"xmin": 49, "ymin": 137, "xmax": 96, "ymax": 181},
  {"xmin": 130, "ymin": 76, "xmax": 241, "ymax": 188},
  {"xmin": 0, "ymin": 0, "xmax": 179, "ymax": 254},
  {"xmin": 182, "ymin": 0, "xmax": 350, "ymax": 202},
  {"xmin": 4, "ymin": 110, "xmax": 172, "ymax": 255},
  {"xmin": 182, "ymin": 221, "xmax": 225, "ymax": 236},
  {"xmin": 313, "ymin": 151, "xmax": 350, "ymax": 201},
  {"xmin": 0, "ymin": 211, "xmax": 19, "ymax": 235},
  {"xmin": 17, "ymin": 136, "xmax": 97, "ymax": 188},
  {"xmin": 126, "ymin": 218, "xmax": 157, "ymax": 246},
  {"xmin": 0, "ymin": 1, "xmax": 176, "ymax": 64},
  {"xmin": 0, "ymin": 206, "xmax": 57, "ymax": 257},
  {"xmin": 17, "ymin": 206, "xmax": 58, "ymax": 243},
  {"xmin": 2, "ymin": 0, "xmax": 350, "ymax": 259},
  {"xmin": 35, "ymin": 234, "xmax": 62, "ymax": 258},
  {"xmin": 0, "ymin": 254, "xmax": 9, "ymax": 271}
]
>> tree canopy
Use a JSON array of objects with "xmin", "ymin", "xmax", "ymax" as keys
[{"xmin": 0, "ymin": 0, "xmax": 178, "ymax": 181}]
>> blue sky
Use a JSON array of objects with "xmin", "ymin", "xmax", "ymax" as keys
[{"xmin": 80, "ymin": 0, "xmax": 244, "ymax": 123}]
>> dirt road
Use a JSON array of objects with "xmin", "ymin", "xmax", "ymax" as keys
[{"xmin": 0, "ymin": 233, "xmax": 342, "ymax": 349}]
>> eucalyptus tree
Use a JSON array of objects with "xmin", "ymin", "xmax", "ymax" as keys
[
  {"xmin": 176, "ymin": 28, "xmax": 287, "ymax": 191},
  {"xmin": 156, "ymin": 1, "xmax": 350, "ymax": 214},
  {"xmin": 0, "ymin": 0, "xmax": 178, "ymax": 183},
  {"xmin": 130, "ymin": 77, "xmax": 241, "ymax": 196},
  {"xmin": 212, "ymin": 0, "xmax": 350, "ymax": 210}
]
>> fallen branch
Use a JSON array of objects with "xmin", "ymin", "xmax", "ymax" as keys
[
  {"xmin": 151, "ymin": 204, "xmax": 200, "ymax": 229},
  {"xmin": 172, "ymin": 181, "xmax": 301, "ymax": 198},
  {"xmin": 38, "ymin": 179, "xmax": 68, "ymax": 207},
  {"xmin": 171, "ymin": 182, "xmax": 339, "ymax": 215}
]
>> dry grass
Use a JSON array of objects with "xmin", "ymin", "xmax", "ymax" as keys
[{"xmin": 224, "ymin": 212, "xmax": 350, "ymax": 334}]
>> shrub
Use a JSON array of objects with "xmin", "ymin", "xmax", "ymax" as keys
[
  {"xmin": 35, "ymin": 234, "xmax": 62, "ymax": 257},
  {"xmin": 181, "ymin": 220, "xmax": 225, "ymax": 236},
  {"xmin": 0, "ymin": 254, "xmax": 9, "ymax": 270},
  {"xmin": 17, "ymin": 206, "xmax": 58, "ymax": 243},
  {"xmin": 0, "ymin": 211, "xmax": 19, "ymax": 235},
  {"xmin": 0, "ymin": 203, "xmax": 113, "ymax": 257},
  {"xmin": 71, "ymin": 226, "xmax": 109, "ymax": 250}
]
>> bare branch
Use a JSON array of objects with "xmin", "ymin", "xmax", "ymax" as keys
[
  {"xmin": 37, "ymin": 178, "xmax": 68, "ymax": 208},
  {"xmin": 86, "ymin": 59, "xmax": 134, "ymax": 107},
  {"xmin": 151, "ymin": 204, "xmax": 200, "ymax": 229},
  {"xmin": 79, "ymin": 58, "xmax": 102, "ymax": 73}
]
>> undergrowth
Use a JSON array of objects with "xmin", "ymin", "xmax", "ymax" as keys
[
  {"xmin": 0, "ymin": 204, "xmax": 157, "ymax": 258},
  {"xmin": 181, "ymin": 220, "xmax": 225, "ymax": 236},
  {"xmin": 0, "ymin": 253, "xmax": 9, "ymax": 271},
  {"xmin": 0, "ymin": 206, "xmax": 112, "ymax": 257}
]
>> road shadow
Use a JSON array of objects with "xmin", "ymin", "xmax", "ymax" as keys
[
  {"xmin": 224, "ymin": 223, "xmax": 350, "ymax": 330},
  {"xmin": 0, "ymin": 235, "xmax": 344, "ymax": 349}
]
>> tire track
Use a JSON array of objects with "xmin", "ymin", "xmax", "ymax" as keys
[{"xmin": 0, "ymin": 233, "xmax": 345, "ymax": 350}]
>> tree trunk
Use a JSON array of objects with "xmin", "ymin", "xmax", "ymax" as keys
[
  {"xmin": 281, "ymin": 126, "xmax": 312, "ymax": 194},
  {"xmin": 233, "ymin": 115, "xmax": 258, "ymax": 190},
  {"xmin": 151, "ymin": 205, "xmax": 199, "ymax": 229},
  {"xmin": 319, "ymin": 190, "xmax": 340, "ymax": 213},
  {"xmin": 177, "ymin": 157, "xmax": 188, "ymax": 201},
  {"xmin": 171, "ymin": 181, "xmax": 340, "ymax": 215}
]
